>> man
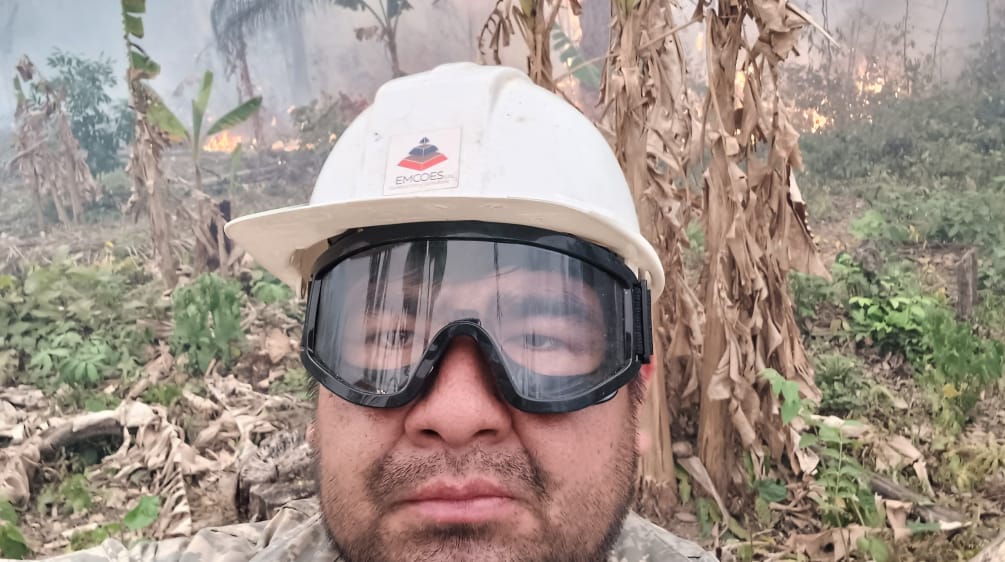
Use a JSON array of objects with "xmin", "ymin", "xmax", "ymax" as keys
[{"xmin": 29, "ymin": 63, "xmax": 716, "ymax": 562}]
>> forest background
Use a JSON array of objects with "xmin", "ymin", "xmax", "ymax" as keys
[{"xmin": 1, "ymin": 0, "xmax": 1004, "ymax": 560}]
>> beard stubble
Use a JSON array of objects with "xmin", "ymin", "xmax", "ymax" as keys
[{"xmin": 314, "ymin": 425, "xmax": 640, "ymax": 562}]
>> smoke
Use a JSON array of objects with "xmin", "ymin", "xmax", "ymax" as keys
[
  {"xmin": 1, "ymin": 0, "xmax": 997, "ymax": 133},
  {"xmin": 0, "ymin": 0, "xmax": 498, "ymax": 134}
]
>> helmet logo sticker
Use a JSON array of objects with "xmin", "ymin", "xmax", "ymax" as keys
[
  {"xmin": 384, "ymin": 128, "xmax": 461, "ymax": 194},
  {"xmin": 397, "ymin": 137, "xmax": 447, "ymax": 170}
]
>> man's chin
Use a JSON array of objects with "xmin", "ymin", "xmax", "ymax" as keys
[
  {"xmin": 329, "ymin": 514, "xmax": 548, "ymax": 562},
  {"xmin": 360, "ymin": 533, "xmax": 541, "ymax": 562}
]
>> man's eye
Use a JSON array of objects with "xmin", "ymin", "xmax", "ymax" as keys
[
  {"xmin": 521, "ymin": 333, "xmax": 564, "ymax": 351},
  {"xmin": 368, "ymin": 329, "xmax": 415, "ymax": 347}
]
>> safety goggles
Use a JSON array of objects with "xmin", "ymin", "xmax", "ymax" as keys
[{"xmin": 301, "ymin": 222, "xmax": 653, "ymax": 414}]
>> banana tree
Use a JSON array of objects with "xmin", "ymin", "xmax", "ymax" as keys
[
  {"xmin": 147, "ymin": 70, "xmax": 261, "ymax": 195},
  {"xmin": 211, "ymin": 0, "xmax": 414, "ymax": 79}
]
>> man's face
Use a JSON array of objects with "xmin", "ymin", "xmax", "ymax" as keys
[{"xmin": 309, "ymin": 270, "xmax": 648, "ymax": 562}]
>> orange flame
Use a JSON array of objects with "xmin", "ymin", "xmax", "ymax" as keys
[
  {"xmin": 202, "ymin": 130, "xmax": 243, "ymax": 153},
  {"xmin": 803, "ymin": 107, "xmax": 830, "ymax": 132},
  {"xmin": 270, "ymin": 138, "xmax": 315, "ymax": 152},
  {"xmin": 856, "ymin": 77, "xmax": 885, "ymax": 95}
]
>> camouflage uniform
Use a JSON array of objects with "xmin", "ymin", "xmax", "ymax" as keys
[{"xmin": 21, "ymin": 498, "xmax": 717, "ymax": 562}]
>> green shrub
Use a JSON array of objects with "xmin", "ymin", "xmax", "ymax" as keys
[
  {"xmin": 249, "ymin": 268, "xmax": 293, "ymax": 305},
  {"xmin": 762, "ymin": 369, "xmax": 882, "ymax": 530},
  {"xmin": 0, "ymin": 258, "xmax": 158, "ymax": 388},
  {"xmin": 813, "ymin": 353, "xmax": 869, "ymax": 417},
  {"xmin": 789, "ymin": 271, "xmax": 834, "ymax": 324},
  {"xmin": 45, "ymin": 49, "xmax": 133, "ymax": 174},
  {"xmin": 917, "ymin": 307, "xmax": 1005, "ymax": 432},
  {"xmin": 141, "ymin": 382, "xmax": 184, "ymax": 407},
  {"xmin": 171, "ymin": 273, "xmax": 244, "ymax": 374},
  {"xmin": 0, "ymin": 498, "xmax": 29, "ymax": 559},
  {"xmin": 849, "ymin": 209, "xmax": 911, "ymax": 244}
]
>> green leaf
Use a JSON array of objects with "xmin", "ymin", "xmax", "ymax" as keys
[
  {"xmin": 0, "ymin": 523, "xmax": 29, "ymax": 559},
  {"xmin": 123, "ymin": 495, "xmax": 160, "ymax": 530},
  {"xmin": 205, "ymin": 97, "xmax": 262, "ymax": 137},
  {"xmin": 754, "ymin": 479, "xmax": 788, "ymax": 503},
  {"xmin": 753, "ymin": 496, "xmax": 772, "ymax": 526},
  {"xmin": 192, "ymin": 71, "xmax": 214, "ymax": 144},
  {"xmin": 122, "ymin": 0, "xmax": 146, "ymax": 14},
  {"xmin": 128, "ymin": 51, "xmax": 160, "ymax": 79},
  {"xmin": 0, "ymin": 500, "xmax": 16, "ymax": 525},
  {"xmin": 799, "ymin": 433, "xmax": 819, "ymax": 448},
  {"xmin": 907, "ymin": 520, "xmax": 943, "ymax": 534},
  {"xmin": 856, "ymin": 536, "xmax": 891, "ymax": 562},
  {"xmin": 781, "ymin": 398, "xmax": 800, "ymax": 425},
  {"xmin": 124, "ymin": 14, "xmax": 144, "ymax": 37},
  {"xmin": 147, "ymin": 102, "xmax": 189, "ymax": 142}
]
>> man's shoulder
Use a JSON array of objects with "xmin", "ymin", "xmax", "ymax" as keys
[
  {"xmin": 610, "ymin": 512, "xmax": 718, "ymax": 562},
  {"xmin": 22, "ymin": 499, "xmax": 330, "ymax": 562}
]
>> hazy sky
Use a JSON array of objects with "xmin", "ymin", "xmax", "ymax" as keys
[{"xmin": 0, "ymin": 0, "xmax": 996, "ymax": 133}]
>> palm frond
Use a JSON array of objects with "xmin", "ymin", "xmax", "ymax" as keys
[{"xmin": 210, "ymin": 0, "xmax": 318, "ymax": 55}]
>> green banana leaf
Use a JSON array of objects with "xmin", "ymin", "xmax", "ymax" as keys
[{"xmin": 206, "ymin": 97, "xmax": 262, "ymax": 137}]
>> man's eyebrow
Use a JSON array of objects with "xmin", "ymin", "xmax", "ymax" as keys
[{"xmin": 497, "ymin": 293, "xmax": 599, "ymax": 321}]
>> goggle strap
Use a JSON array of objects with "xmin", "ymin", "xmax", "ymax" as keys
[{"xmin": 633, "ymin": 281, "xmax": 654, "ymax": 363}]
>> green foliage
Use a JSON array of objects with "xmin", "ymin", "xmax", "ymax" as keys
[
  {"xmin": 763, "ymin": 369, "xmax": 882, "ymax": 530},
  {"xmin": 250, "ymin": 268, "xmax": 293, "ymax": 305},
  {"xmin": 916, "ymin": 307, "xmax": 1005, "ymax": 432},
  {"xmin": 123, "ymin": 495, "xmax": 160, "ymax": 530},
  {"xmin": 146, "ymin": 70, "xmax": 261, "ymax": 155},
  {"xmin": 268, "ymin": 367, "xmax": 310, "ymax": 398},
  {"xmin": 36, "ymin": 474, "xmax": 93, "ymax": 516},
  {"xmin": 813, "ymin": 353, "xmax": 870, "ymax": 417},
  {"xmin": 762, "ymin": 368, "xmax": 801, "ymax": 424},
  {"xmin": 94, "ymin": 169, "xmax": 132, "ymax": 212},
  {"xmin": 171, "ymin": 273, "xmax": 245, "ymax": 374},
  {"xmin": 289, "ymin": 92, "xmax": 368, "ymax": 153},
  {"xmin": 69, "ymin": 495, "xmax": 159, "ymax": 551},
  {"xmin": 45, "ymin": 49, "xmax": 133, "ymax": 174},
  {"xmin": 847, "ymin": 292, "xmax": 938, "ymax": 359},
  {"xmin": 789, "ymin": 270, "xmax": 833, "ymax": 323},
  {"xmin": 836, "ymin": 255, "xmax": 1004, "ymax": 431},
  {"xmin": 856, "ymin": 536, "xmax": 892, "ymax": 562},
  {"xmin": 0, "ymin": 498, "xmax": 29, "ymax": 559},
  {"xmin": 141, "ymin": 382, "xmax": 183, "ymax": 407},
  {"xmin": 84, "ymin": 393, "xmax": 122, "ymax": 412},
  {"xmin": 551, "ymin": 23, "xmax": 601, "ymax": 90},
  {"xmin": 69, "ymin": 523, "xmax": 121, "ymax": 551},
  {"xmin": 753, "ymin": 479, "xmax": 788, "ymax": 503},
  {"xmin": 0, "ymin": 258, "xmax": 159, "ymax": 389},
  {"xmin": 849, "ymin": 209, "xmax": 911, "ymax": 244}
]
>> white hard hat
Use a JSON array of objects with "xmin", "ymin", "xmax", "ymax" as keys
[{"xmin": 225, "ymin": 62, "xmax": 664, "ymax": 296}]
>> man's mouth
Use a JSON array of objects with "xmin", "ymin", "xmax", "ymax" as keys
[{"xmin": 402, "ymin": 479, "xmax": 518, "ymax": 524}]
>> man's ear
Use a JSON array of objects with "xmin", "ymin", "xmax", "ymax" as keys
[
  {"xmin": 636, "ymin": 359, "xmax": 657, "ymax": 455},
  {"xmin": 639, "ymin": 361, "xmax": 655, "ymax": 391}
]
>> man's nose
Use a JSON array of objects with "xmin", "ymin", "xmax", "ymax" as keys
[{"xmin": 402, "ymin": 336, "xmax": 513, "ymax": 449}]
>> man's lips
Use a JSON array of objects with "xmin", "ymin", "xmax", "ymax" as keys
[{"xmin": 401, "ymin": 480, "xmax": 519, "ymax": 524}]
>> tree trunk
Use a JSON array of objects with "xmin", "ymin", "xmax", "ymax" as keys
[
  {"xmin": 28, "ymin": 171, "xmax": 46, "ymax": 231},
  {"xmin": 386, "ymin": 28, "xmax": 404, "ymax": 77},
  {"xmin": 48, "ymin": 177, "xmax": 72, "ymax": 226},
  {"xmin": 126, "ymin": 86, "xmax": 178, "ymax": 288},
  {"xmin": 236, "ymin": 34, "xmax": 264, "ymax": 148},
  {"xmin": 697, "ymin": 2, "xmax": 741, "ymax": 496}
]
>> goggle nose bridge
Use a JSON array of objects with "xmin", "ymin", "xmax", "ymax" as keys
[{"xmin": 412, "ymin": 319, "xmax": 617, "ymax": 407}]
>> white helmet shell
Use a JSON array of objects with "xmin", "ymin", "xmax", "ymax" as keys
[{"xmin": 225, "ymin": 63, "xmax": 664, "ymax": 296}]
